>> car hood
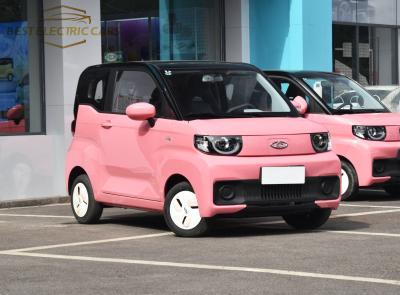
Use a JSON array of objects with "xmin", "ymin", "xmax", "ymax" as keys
[
  {"xmin": 339, "ymin": 112, "xmax": 400, "ymax": 126},
  {"xmin": 188, "ymin": 117, "xmax": 327, "ymax": 136}
]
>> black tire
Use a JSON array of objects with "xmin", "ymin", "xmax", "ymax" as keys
[
  {"xmin": 341, "ymin": 159, "xmax": 358, "ymax": 201},
  {"xmin": 70, "ymin": 174, "xmax": 103, "ymax": 224},
  {"xmin": 164, "ymin": 181, "xmax": 209, "ymax": 237},
  {"xmin": 384, "ymin": 185, "xmax": 400, "ymax": 197},
  {"xmin": 283, "ymin": 209, "xmax": 332, "ymax": 230}
]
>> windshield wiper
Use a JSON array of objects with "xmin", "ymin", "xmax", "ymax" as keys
[{"xmin": 332, "ymin": 109, "xmax": 388, "ymax": 114}]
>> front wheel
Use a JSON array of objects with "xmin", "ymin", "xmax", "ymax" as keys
[
  {"xmin": 71, "ymin": 174, "xmax": 103, "ymax": 224},
  {"xmin": 340, "ymin": 160, "xmax": 358, "ymax": 201},
  {"xmin": 283, "ymin": 209, "xmax": 332, "ymax": 230},
  {"xmin": 164, "ymin": 182, "xmax": 209, "ymax": 237}
]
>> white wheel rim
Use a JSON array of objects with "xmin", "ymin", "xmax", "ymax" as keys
[
  {"xmin": 169, "ymin": 191, "xmax": 201, "ymax": 230},
  {"xmin": 341, "ymin": 168, "xmax": 350, "ymax": 196},
  {"xmin": 72, "ymin": 183, "xmax": 89, "ymax": 218}
]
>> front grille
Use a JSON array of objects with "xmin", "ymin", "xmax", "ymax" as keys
[
  {"xmin": 261, "ymin": 184, "xmax": 303, "ymax": 202},
  {"xmin": 214, "ymin": 177, "xmax": 340, "ymax": 206}
]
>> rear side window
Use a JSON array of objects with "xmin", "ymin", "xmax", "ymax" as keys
[
  {"xmin": 111, "ymin": 70, "xmax": 155, "ymax": 113},
  {"xmin": 109, "ymin": 70, "xmax": 176, "ymax": 119},
  {"xmin": 75, "ymin": 68, "xmax": 110, "ymax": 117}
]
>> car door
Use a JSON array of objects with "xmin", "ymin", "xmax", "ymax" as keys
[{"xmin": 99, "ymin": 67, "xmax": 177, "ymax": 202}]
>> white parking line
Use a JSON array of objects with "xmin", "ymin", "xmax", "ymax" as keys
[
  {"xmin": 0, "ymin": 232, "xmax": 173, "ymax": 253},
  {"xmin": 325, "ymin": 230, "xmax": 400, "ymax": 238},
  {"xmin": 0, "ymin": 214, "xmax": 74, "ymax": 219},
  {"xmin": 334, "ymin": 209, "xmax": 400, "ymax": 218},
  {"xmin": 2, "ymin": 251, "xmax": 400, "ymax": 287},
  {"xmin": 341, "ymin": 204, "xmax": 400, "ymax": 209},
  {"xmin": 0, "ymin": 203, "xmax": 69, "ymax": 211}
]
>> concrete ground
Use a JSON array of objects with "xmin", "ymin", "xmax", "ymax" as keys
[{"xmin": 0, "ymin": 190, "xmax": 400, "ymax": 294}]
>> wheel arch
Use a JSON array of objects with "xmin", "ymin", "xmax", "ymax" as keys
[
  {"xmin": 68, "ymin": 166, "xmax": 87, "ymax": 195},
  {"xmin": 164, "ymin": 174, "xmax": 191, "ymax": 198}
]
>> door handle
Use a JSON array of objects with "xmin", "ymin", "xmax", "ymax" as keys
[{"xmin": 101, "ymin": 121, "xmax": 113, "ymax": 129}]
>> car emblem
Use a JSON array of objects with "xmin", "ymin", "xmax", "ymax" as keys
[{"xmin": 271, "ymin": 141, "xmax": 288, "ymax": 150}]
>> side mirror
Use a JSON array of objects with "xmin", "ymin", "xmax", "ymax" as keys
[
  {"xmin": 291, "ymin": 96, "xmax": 308, "ymax": 115},
  {"xmin": 126, "ymin": 102, "xmax": 156, "ymax": 123},
  {"xmin": 6, "ymin": 104, "xmax": 24, "ymax": 124}
]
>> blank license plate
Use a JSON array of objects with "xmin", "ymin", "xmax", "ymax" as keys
[{"xmin": 261, "ymin": 166, "xmax": 305, "ymax": 185}]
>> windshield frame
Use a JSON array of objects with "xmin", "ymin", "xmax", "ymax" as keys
[
  {"xmin": 157, "ymin": 66, "xmax": 299, "ymax": 120},
  {"xmin": 295, "ymin": 72, "xmax": 390, "ymax": 115}
]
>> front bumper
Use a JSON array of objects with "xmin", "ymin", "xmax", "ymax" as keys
[
  {"xmin": 341, "ymin": 139, "xmax": 400, "ymax": 187},
  {"xmin": 191, "ymin": 152, "xmax": 341, "ymax": 217},
  {"xmin": 214, "ymin": 176, "xmax": 340, "ymax": 206},
  {"xmin": 372, "ymin": 157, "xmax": 400, "ymax": 185}
]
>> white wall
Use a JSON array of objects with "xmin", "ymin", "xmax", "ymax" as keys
[{"xmin": 0, "ymin": 0, "xmax": 102, "ymax": 201}]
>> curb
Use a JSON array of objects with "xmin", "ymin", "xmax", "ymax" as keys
[{"xmin": 0, "ymin": 196, "xmax": 69, "ymax": 209}]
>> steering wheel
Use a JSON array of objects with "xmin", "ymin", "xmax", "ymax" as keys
[
  {"xmin": 333, "ymin": 93, "xmax": 345, "ymax": 105},
  {"xmin": 227, "ymin": 103, "xmax": 257, "ymax": 113}
]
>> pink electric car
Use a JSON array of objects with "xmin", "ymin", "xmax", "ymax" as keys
[
  {"xmin": 66, "ymin": 62, "xmax": 341, "ymax": 237},
  {"xmin": 266, "ymin": 71, "xmax": 400, "ymax": 200}
]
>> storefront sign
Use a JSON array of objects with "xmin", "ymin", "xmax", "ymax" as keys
[{"xmin": 43, "ymin": 5, "xmax": 100, "ymax": 49}]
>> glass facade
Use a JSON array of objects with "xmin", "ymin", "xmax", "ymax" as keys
[
  {"xmin": 0, "ymin": 0, "xmax": 44, "ymax": 135},
  {"xmin": 333, "ymin": 0, "xmax": 400, "ymax": 85},
  {"xmin": 101, "ymin": 0, "xmax": 224, "ymax": 63}
]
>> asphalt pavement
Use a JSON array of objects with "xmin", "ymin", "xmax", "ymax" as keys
[{"xmin": 0, "ymin": 189, "xmax": 399, "ymax": 295}]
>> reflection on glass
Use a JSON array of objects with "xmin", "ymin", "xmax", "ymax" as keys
[
  {"xmin": 0, "ymin": 0, "xmax": 43, "ymax": 135},
  {"xmin": 357, "ymin": 0, "xmax": 396, "ymax": 25},
  {"xmin": 101, "ymin": 0, "xmax": 222, "ymax": 63},
  {"xmin": 333, "ymin": 0, "xmax": 357, "ymax": 22}
]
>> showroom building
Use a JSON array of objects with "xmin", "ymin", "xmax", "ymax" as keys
[{"xmin": 0, "ymin": 0, "xmax": 398, "ymax": 202}]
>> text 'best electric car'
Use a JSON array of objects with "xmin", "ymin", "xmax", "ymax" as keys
[
  {"xmin": 266, "ymin": 71, "xmax": 400, "ymax": 200},
  {"xmin": 66, "ymin": 62, "xmax": 341, "ymax": 237}
]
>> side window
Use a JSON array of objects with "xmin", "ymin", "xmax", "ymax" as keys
[
  {"xmin": 75, "ymin": 69, "xmax": 110, "ymax": 116},
  {"xmin": 111, "ymin": 70, "xmax": 176, "ymax": 119},
  {"xmin": 272, "ymin": 77, "xmax": 325, "ymax": 114}
]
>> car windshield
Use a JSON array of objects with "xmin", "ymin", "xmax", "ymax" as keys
[
  {"xmin": 163, "ymin": 69, "xmax": 294, "ymax": 120},
  {"xmin": 366, "ymin": 89, "xmax": 392, "ymax": 101},
  {"xmin": 301, "ymin": 75, "xmax": 388, "ymax": 114}
]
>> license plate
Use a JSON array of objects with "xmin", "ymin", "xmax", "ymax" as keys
[{"xmin": 261, "ymin": 166, "xmax": 305, "ymax": 185}]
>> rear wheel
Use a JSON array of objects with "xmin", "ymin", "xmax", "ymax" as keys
[
  {"xmin": 70, "ymin": 174, "xmax": 103, "ymax": 224},
  {"xmin": 384, "ymin": 185, "xmax": 400, "ymax": 197},
  {"xmin": 283, "ymin": 209, "xmax": 332, "ymax": 230},
  {"xmin": 164, "ymin": 182, "xmax": 208, "ymax": 237},
  {"xmin": 340, "ymin": 160, "xmax": 358, "ymax": 201}
]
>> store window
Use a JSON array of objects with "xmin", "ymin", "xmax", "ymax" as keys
[
  {"xmin": 101, "ymin": 0, "xmax": 224, "ymax": 63},
  {"xmin": 0, "ymin": 0, "xmax": 44, "ymax": 135},
  {"xmin": 334, "ymin": 24, "xmax": 398, "ymax": 85},
  {"xmin": 333, "ymin": 0, "xmax": 397, "ymax": 25},
  {"xmin": 333, "ymin": 0, "xmax": 357, "ymax": 23},
  {"xmin": 357, "ymin": 0, "xmax": 396, "ymax": 26}
]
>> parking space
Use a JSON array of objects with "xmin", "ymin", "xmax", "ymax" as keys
[{"xmin": 1, "ymin": 190, "xmax": 400, "ymax": 294}]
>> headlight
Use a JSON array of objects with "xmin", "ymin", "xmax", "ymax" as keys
[
  {"xmin": 194, "ymin": 135, "xmax": 242, "ymax": 155},
  {"xmin": 352, "ymin": 126, "xmax": 386, "ymax": 141},
  {"xmin": 311, "ymin": 133, "xmax": 331, "ymax": 153}
]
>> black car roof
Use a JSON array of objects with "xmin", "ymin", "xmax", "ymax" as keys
[{"xmin": 85, "ymin": 61, "xmax": 260, "ymax": 72}]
